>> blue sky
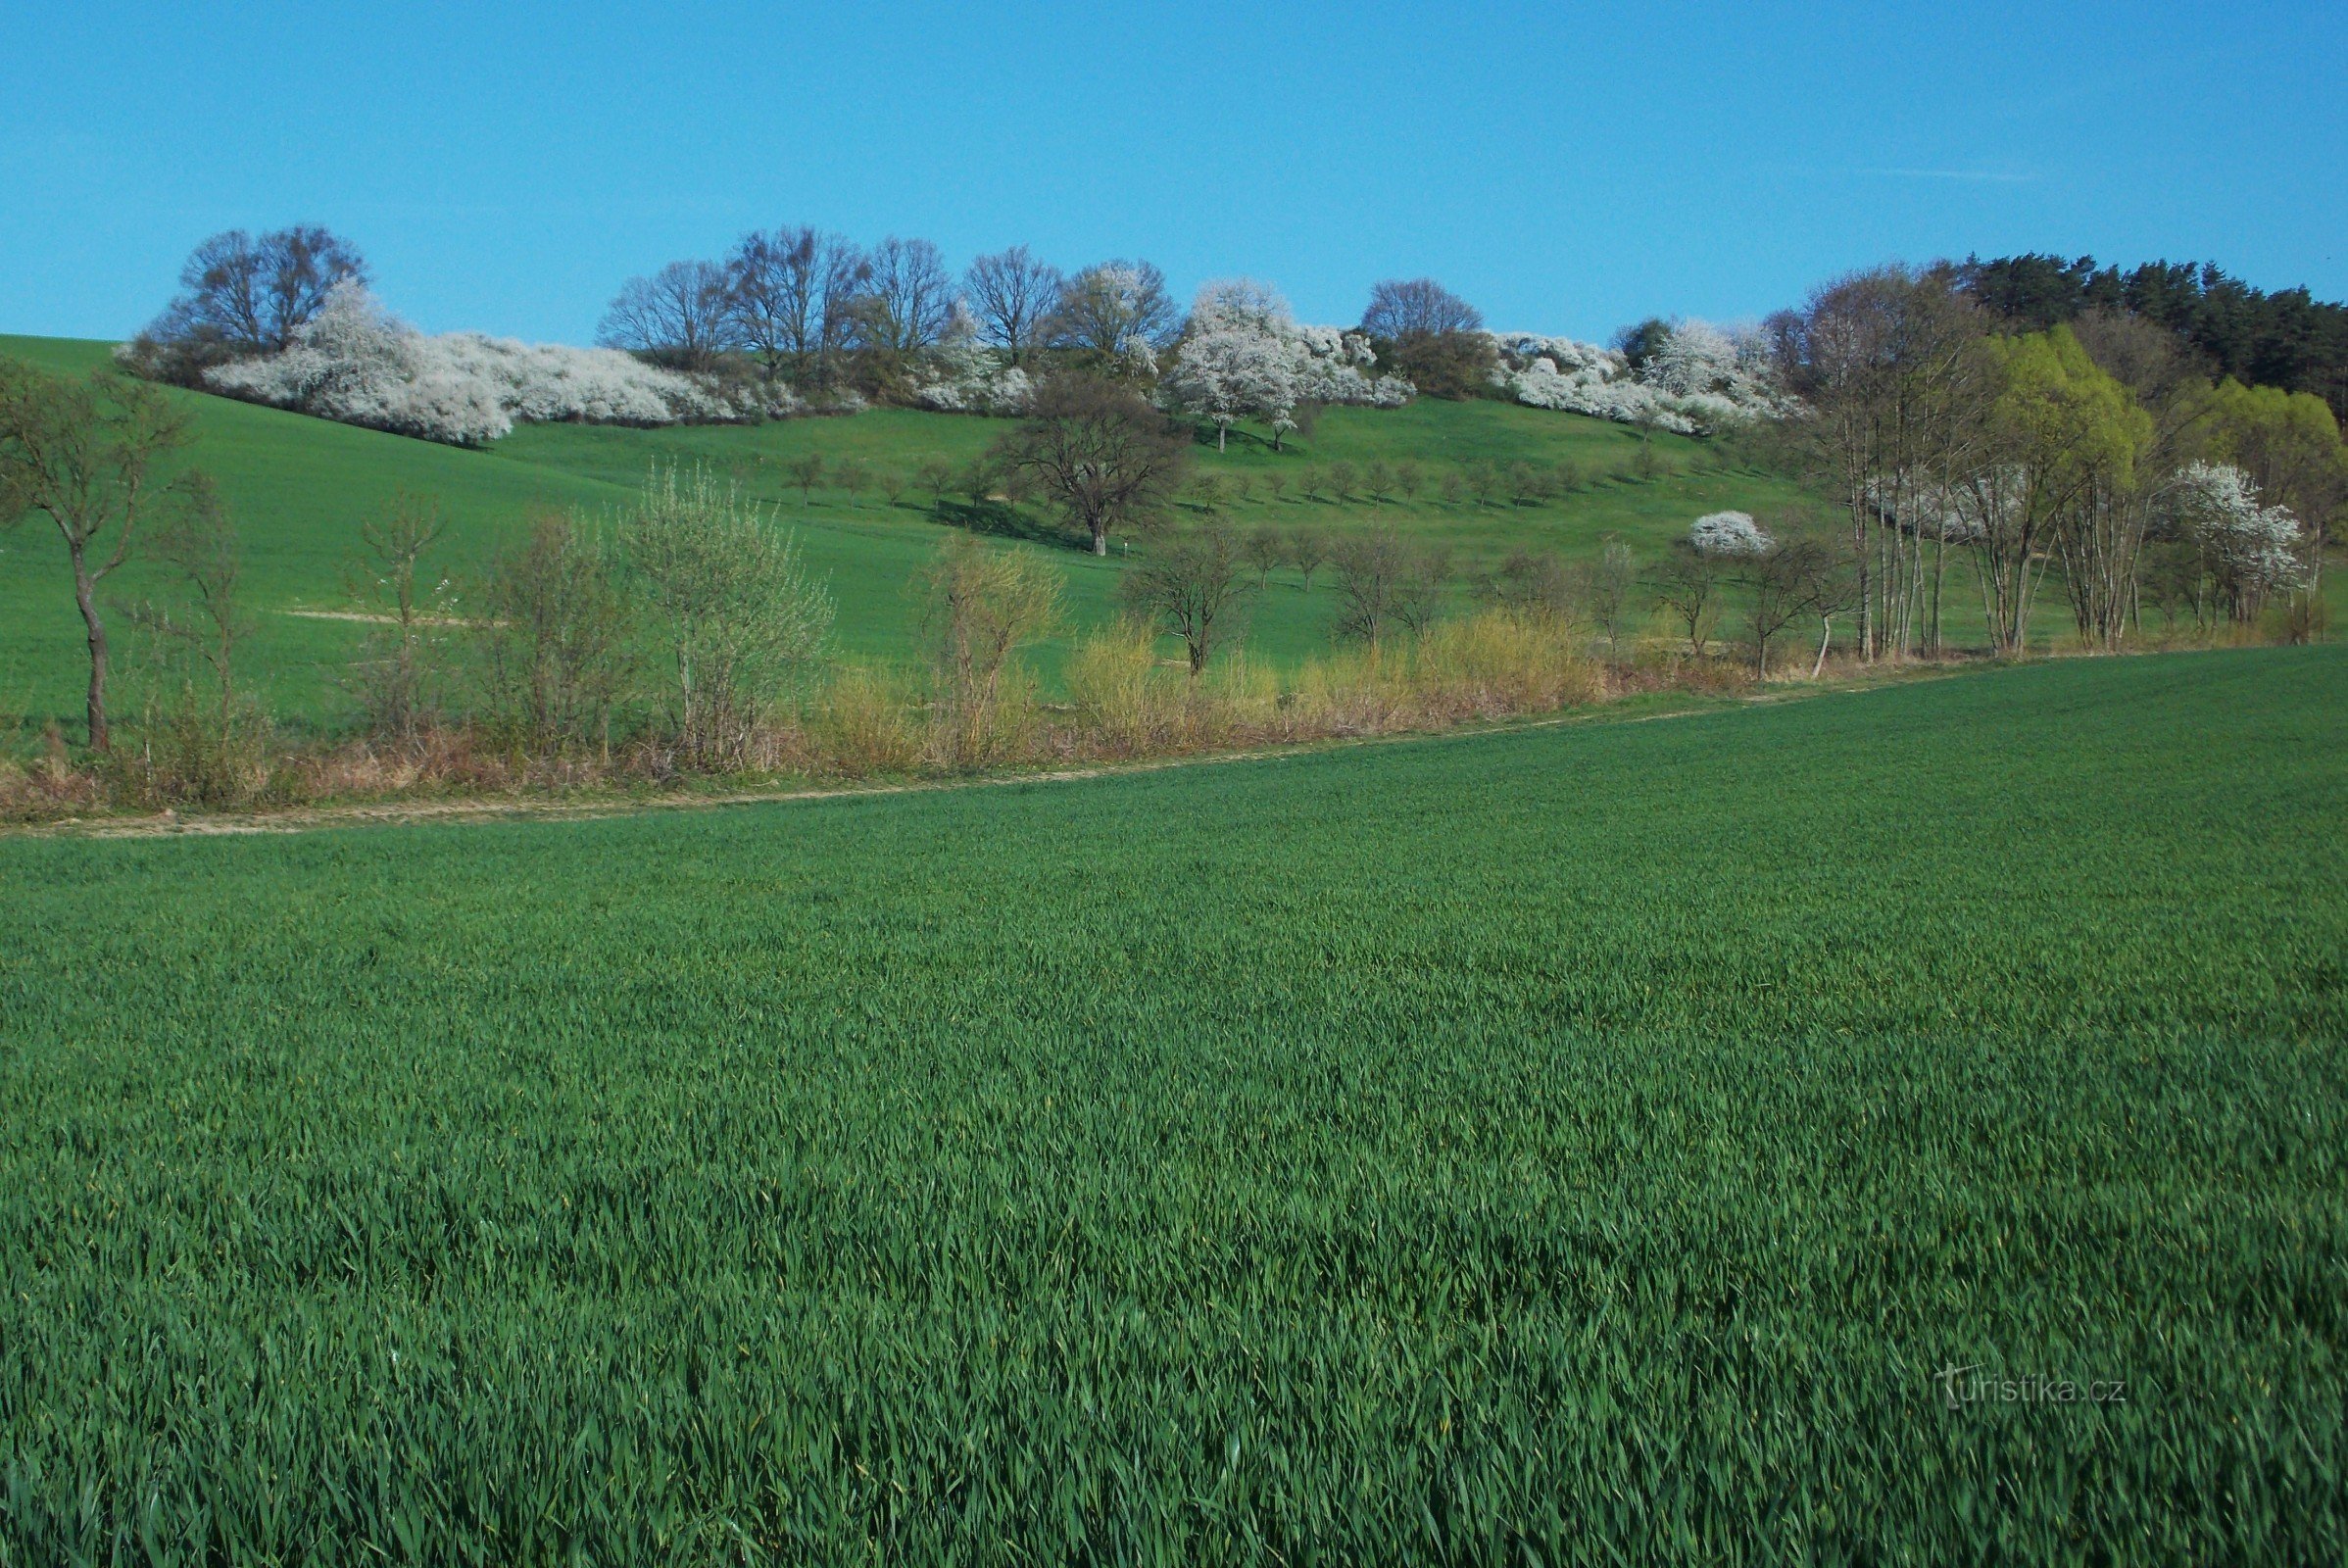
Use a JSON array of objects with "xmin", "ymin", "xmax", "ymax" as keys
[{"xmin": 4, "ymin": 1, "xmax": 2341, "ymax": 344}]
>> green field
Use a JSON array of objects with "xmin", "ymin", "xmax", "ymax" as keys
[
  {"xmin": 0, "ymin": 334, "xmax": 1809, "ymax": 736},
  {"xmin": 3, "ymin": 647, "xmax": 2341, "ymax": 1560}
]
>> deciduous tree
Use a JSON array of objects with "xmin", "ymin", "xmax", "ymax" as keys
[
  {"xmin": 991, "ymin": 374, "xmax": 1189, "ymax": 555},
  {"xmin": 0, "ymin": 360, "xmax": 192, "ymax": 749}
]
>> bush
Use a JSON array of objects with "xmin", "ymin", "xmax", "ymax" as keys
[
  {"xmin": 192, "ymin": 283, "xmax": 757, "ymax": 447},
  {"xmin": 809, "ymin": 666, "xmax": 926, "ymax": 776}
]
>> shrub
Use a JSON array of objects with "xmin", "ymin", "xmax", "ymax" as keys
[{"xmin": 809, "ymin": 665, "xmax": 926, "ymax": 776}]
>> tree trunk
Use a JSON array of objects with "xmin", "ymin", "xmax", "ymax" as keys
[
  {"xmin": 72, "ymin": 546, "xmax": 109, "ymax": 752},
  {"xmin": 1091, "ymin": 524, "xmax": 1108, "ymax": 557},
  {"xmin": 1812, "ymin": 615, "xmax": 1833, "ymax": 680}
]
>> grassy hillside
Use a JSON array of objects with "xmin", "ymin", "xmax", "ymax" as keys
[
  {"xmin": 2, "ymin": 646, "xmax": 2342, "ymax": 1560},
  {"xmin": 0, "ymin": 335, "xmax": 1806, "ymax": 734}
]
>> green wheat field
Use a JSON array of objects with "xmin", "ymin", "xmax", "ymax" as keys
[{"xmin": 3, "ymin": 645, "xmax": 2342, "ymax": 1561}]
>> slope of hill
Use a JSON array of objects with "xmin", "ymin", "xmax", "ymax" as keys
[
  {"xmin": 2, "ymin": 646, "xmax": 2341, "ymax": 1559},
  {"xmin": 0, "ymin": 335, "xmax": 1805, "ymax": 733}
]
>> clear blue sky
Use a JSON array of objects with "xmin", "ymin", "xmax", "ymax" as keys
[{"xmin": 4, "ymin": 1, "xmax": 2341, "ymax": 345}]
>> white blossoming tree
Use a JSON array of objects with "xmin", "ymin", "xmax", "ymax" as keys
[
  {"xmin": 2166, "ymin": 462, "xmax": 2307, "ymax": 619},
  {"xmin": 1688, "ymin": 511, "xmax": 1774, "ymax": 557},
  {"xmin": 1164, "ymin": 281, "xmax": 1300, "ymax": 450}
]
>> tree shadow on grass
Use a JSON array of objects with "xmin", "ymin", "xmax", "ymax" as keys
[{"xmin": 932, "ymin": 498, "xmax": 1086, "ymax": 552}]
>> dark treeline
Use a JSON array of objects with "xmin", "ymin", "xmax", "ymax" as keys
[{"xmin": 1958, "ymin": 254, "xmax": 2348, "ymax": 420}]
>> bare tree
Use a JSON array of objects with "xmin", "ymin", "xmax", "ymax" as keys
[
  {"xmin": 727, "ymin": 227, "xmax": 868, "ymax": 387},
  {"xmin": 125, "ymin": 225, "xmax": 368, "ymax": 378},
  {"xmin": 1047, "ymin": 261, "xmax": 1180, "ymax": 367},
  {"xmin": 348, "ymin": 494, "xmax": 450, "ymax": 743},
  {"xmin": 1652, "ymin": 542, "xmax": 1723, "ymax": 656},
  {"xmin": 1330, "ymin": 528, "xmax": 1446, "ymax": 645},
  {"xmin": 964, "ymin": 247, "xmax": 1063, "ymax": 366},
  {"xmin": 1463, "ymin": 459, "xmax": 1500, "ymax": 507},
  {"xmin": 991, "ymin": 373, "xmax": 1190, "ymax": 555},
  {"xmin": 783, "ymin": 453, "xmax": 826, "ymax": 507},
  {"xmin": 1360, "ymin": 278, "xmax": 1483, "ymax": 339},
  {"xmin": 1288, "ymin": 525, "xmax": 1329, "ymax": 593},
  {"xmin": 0, "ymin": 360, "xmax": 192, "ymax": 748},
  {"xmin": 1119, "ymin": 524, "xmax": 1254, "ymax": 674},
  {"xmin": 599, "ymin": 260, "xmax": 740, "ymax": 372},
  {"xmin": 1768, "ymin": 265, "xmax": 1987, "ymax": 660},
  {"xmin": 833, "ymin": 458, "xmax": 873, "ymax": 506},
  {"xmin": 1731, "ymin": 531, "xmax": 1850, "ymax": 681},
  {"xmin": 856, "ymin": 237, "xmax": 958, "ymax": 356},
  {"xmin": 1581, "ymin": 537, "xmax": 1637, "ymax": 649},
  {"xmin": 917, "ymin": 456, "xmax": 954, "ymax": 508},
  {"xmin": 1480, "ymin": 549, "xmax": 1576, "ymax": 619},
  {"xmin": 1241, "ymin": 522, "xmax": 1286, "ymax": 588},
  {"xmin": 124, "ymin": 474, "xmax": 263, "ymax": 800}
]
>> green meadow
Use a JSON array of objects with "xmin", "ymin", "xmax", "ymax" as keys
[
  {"xmin": 0, "ymin": 333, "xmax": 1813, "ymax": 735},
  {"xmin": 2, "ymin": 647, "xmax": 2342, "ymax": 1560}
]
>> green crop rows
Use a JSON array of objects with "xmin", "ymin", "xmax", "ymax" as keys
[{"xmin": 3, "ymin": 648, "xmax": 2343, "ymax": 1562}]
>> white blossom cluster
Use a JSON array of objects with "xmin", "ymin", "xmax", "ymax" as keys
[
  {"xmin": 907, "ymin": 334, "xmax": 1036, "ymax": 415},
  {"xmin": 1688, "ymin": 510, "xmax": 1774, "ymax": 557},
  {"xmin": 198, "ymin": 282, "xmax": 754, "ymax": 446},
  {"xmin": 1489, "ymin": 322, "xmax": 1786, "ymax": 434},
  {"xmin": 2168, "ymin": 462, "xmax": 2307, "ymax": 593},
  {"xmin": 1163, "ymin": 281, "xmax": 1413, "ymax": 439}
]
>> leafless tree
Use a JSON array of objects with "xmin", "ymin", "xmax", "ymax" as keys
[
  {"xmin": 1360, "ymin": 278, "xmax": 1483, "ymax": 339},
  {"xmin": 1359, "ymin": 277, "xmax": 1493, "ymax": 399},
  {"xmin": 1047, "ymin": 260, "xmax": 1180, "ymax": 364},
  {"xmin": 964, "ymin": 247, "xmax": 1063, "ymax": 365},
  {"xmin": 348, "ymin": 494, "xmax": 450, "ymax": 743},
  {"xmin": 1119, "ymin": 524, "xmax": 1254, "ymax": 674},
  {"xmin": 125, "ymin": 225, "xmax": 368, "ymax": 378},
  {"xmin": 1768, "ymin": 265, "xmax": 1986, "ymax": 660},
  {"xmin": 123, "ymin": 474, "xmax": 265, "ymax": 801},
  {"xmin": 0, "ymin": 360, "xmax": 192, "ymax": 748},
  {"xmin": 1330, "ymin": 528, "xmax": 1446, "ymax": 645},
  {"xmin": 727, "ymin": 227, "xmax": 868, "ymax": 387},
  {"xmin": 856, "ymin": 237, "xmax": 958, "ymax": 356},
  {"xmin": 833, "ymin": 457, "xmax": 873, "ymax": 506},
  {"xmin": 1480, "ymin": 549, "xmax": 1575, "ymax": 619},
  {"xmin": 1241, "ymin": 522, "xmax": 1286, "ymax": 588},
  {"xmin": 1580, "ymin": 537, "xmax": 1637, "ymax": 648},
  {"xmin": 599, "ymin": 260, "xmax": 741, "ymax": 372},
  {"xmin": 917, "ymin": 456, "xmax": 954, "ymax": 507},
  {"xmin": 1730, "ymin": 530, "xmax": 1851, "ymax": 680},
  {"xmin": 1288, "ymin": 525, "xmax": 1329, "ymax": 593},
  {"xmin": 783, "ymin": 453, "xmax": 825, "ymax": 506},
  {"xmin": 991, "ymin": 373, "xmax": 1190, "ymax": 555},
  {"xmin": 1652, "ymin": 542, "xmax": 1723, "ymax": 656}
]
